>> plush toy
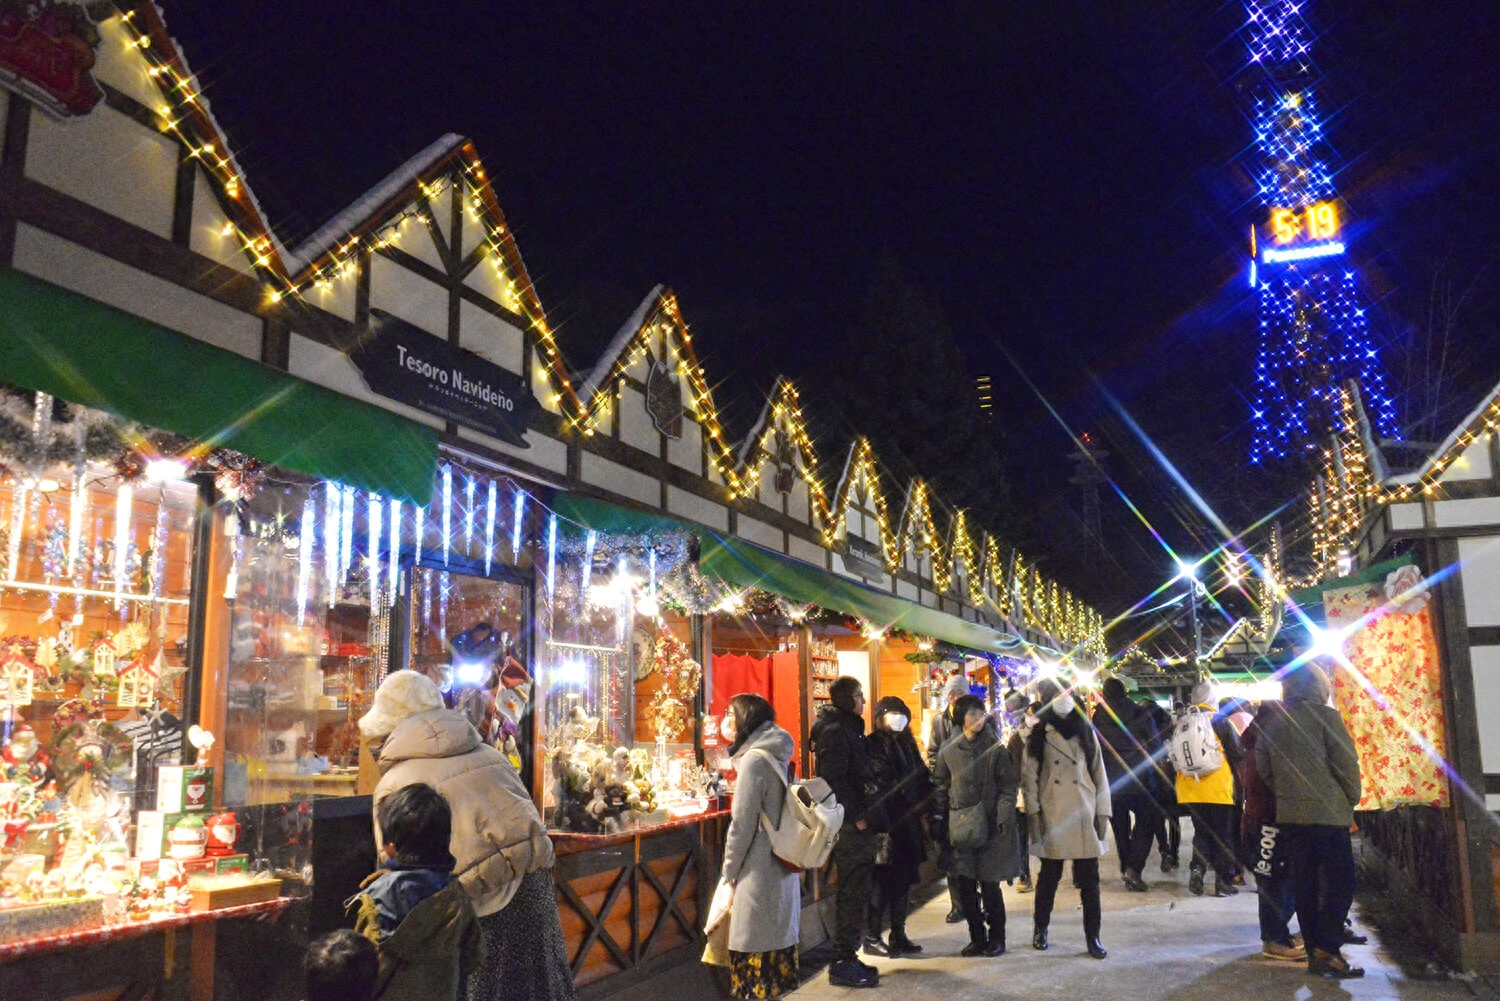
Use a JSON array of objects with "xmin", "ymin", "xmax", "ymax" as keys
[{"xmin": 610, "ymin": 746, "xmax": 632, "ymax": 787}]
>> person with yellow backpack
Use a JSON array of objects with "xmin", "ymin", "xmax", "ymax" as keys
[{"xmin": 1171, "ymin": 682, "xmax": 1243, "ymax": 897}]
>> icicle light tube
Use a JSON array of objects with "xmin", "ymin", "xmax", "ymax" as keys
[
  {"xmin": 581, "ymin": 530, "xmax": 597, "ymax": 597},
  {"xmin": 66, "ymin": 477, "xmax": 85, "ymax": 578},
  {"xmin": 297, "ymin": 497, "xmax": 316, "ymax": 623},
  {"xmin": 113, "ymin": 483, "xmax": 132, "ymax": 605},
  {"xmin": 368, "ymin": 494, "xmax": 383, "ymax": 608},
  {"xmin": 442, "ymin": 466, "xmax": 453, "ymax": 566},
  {"xmin": 324, "ymin": 482, "xmax": 340, "ymax": 608},
  {"xmin": 512, "ymin": 490, "xmax": 526, "ymax": 557},
  {"xmin": 546, "ymin": 513, "xmax": 557, "ymax": 598},
  {"xmin": 389, "ymin": 499, "xmax": 402, "ymax": 598},
  {"xmin": 484, "ymin": 481, "xmax": 496, "ymax": 576},
  {"xmin": 464, "ymin": 475, "xmax": 476, "ymax": 556},
  {"xmin": 340, "ymin": 485, "xmax": 356, "ymax": 591}
]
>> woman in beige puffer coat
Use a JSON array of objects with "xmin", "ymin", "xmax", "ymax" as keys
[{"xmin": 362, "ymin": 670, "xmax": 575, "ymax": 1001}]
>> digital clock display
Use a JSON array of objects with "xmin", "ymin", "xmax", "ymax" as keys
[{"xmin": 1269, "ymin": 201, "xmax": 1339, "ymax": 244}]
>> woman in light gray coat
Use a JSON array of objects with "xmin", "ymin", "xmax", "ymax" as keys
[
  {"xmin": 932, "ymin": 694, "xmax": 1021, "ymax": 957},
  {"xmin": 718, "ymin": 693, "xmax": 800, "ymax": 999},
  {"xmin": 1021, "ymin": 677, "xmax": 1112, "ymax": 960}
]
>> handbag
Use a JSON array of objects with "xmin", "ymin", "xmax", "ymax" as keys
[
  {"xmin": 948, "ymin": 741, "xmax": 999, "ymax": 849},
  {"xmin": 949, "ymin": 802, "xmax": 989, "ymax": 849}
]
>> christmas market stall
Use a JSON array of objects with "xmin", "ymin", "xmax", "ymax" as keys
[{"xmin": 0, "ymin": 5, "xmax": 1110, "ymax": 998}]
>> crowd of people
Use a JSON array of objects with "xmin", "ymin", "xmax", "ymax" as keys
[
  {"xmin": 293, "ymin": 661, "xmax": 1365, "ymax": 1001},
  {"xmin": 720, "ymin": 663, "xmax": 1366, "ymax": 996}
]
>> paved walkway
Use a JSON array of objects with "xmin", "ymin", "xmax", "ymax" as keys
[
  {"xmin": 786, "ymin": 863, "xmax": 1473, "ymax": 1001},
  {"xmin": 610, "ymin": 852, "xmax": 1485, "ymax": 1001}
]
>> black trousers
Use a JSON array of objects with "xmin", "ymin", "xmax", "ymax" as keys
[
  {"xmin": 1032, "ymin": 857, "xmax": 1101, "ymax": 940},
  {"xmin": 868, "ymin": 866, "xmax": 914, "ymax": 937},
  {"xmin": 1185, "ymin": 803, "xmax": 1238, "ymax": 876},
  {"xmin": 1109, "ymin": 791, "xmax": 1159, "ymax": 875},
  {"xmin": 952, "ymin": 875, "xmax": 1005, "ymax": 945},
  {"xmin": 1015, "ymin": 809, "xmax": 1031, "ymax": 880},
  {"xmin": 1155, "ymin": 806, "xmax": 1181, "ymax": 857},
  {"xmin": 830, "ymin": 826, "xmax": 877, "ymax": 962},
  {"xmin": 1283, "ymin": 823, "xmax": 1356, "ymax": 955}
]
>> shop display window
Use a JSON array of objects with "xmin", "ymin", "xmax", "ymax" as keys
[
  {"xmin": 537, "ymin": 540, "xmax": 714, "ymax": 833},
  {"xmin": 407, "ymin": 565, "xmax": 528, "ymax": 770},
  {"xmin": 220, "ymin": 483, "xmax": 363, "ymax": 809},
  {"xmin": 220, "ymin": 470, "xmax": 537, "ymax": 811},
  {"xmin": 0, "ymin": 393, "xmax": 199, "ymax": 910}
]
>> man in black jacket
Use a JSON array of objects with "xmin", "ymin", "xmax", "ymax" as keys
[
  {"xmin": 1092, "ymin": 677, "xmax": 1159, "ymax": 891},
  {"xmin": 812, "ymin": 676, "xmax": 881, "ymax": 989}
]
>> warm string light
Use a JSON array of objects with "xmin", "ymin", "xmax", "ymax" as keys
[{"xmin": 114, "ymin": 6, "xmax": 1109, "ymax": 654}]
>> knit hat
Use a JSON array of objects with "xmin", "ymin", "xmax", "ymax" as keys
[
  {"xmin": 873, "ymin": 695, "xmax": 912, "ymax": 719},
  {"xmin": 359, "ymin": 670, "xmax": 444, "ymax": 739},
  {"xmin": 941, "ymin": 675, "xmax": 967, "ymax": 704},
  {"xmin": 1189, "ymin": 681, "xmax": 1214, "ymax": 708},
  {"xmin": 1002, "ymin": 690, "xmax": 1029, "ymax": 714},
  {"xmin": 1035, "ymin": 676, "xmax": 1064, "ymax": 704}
]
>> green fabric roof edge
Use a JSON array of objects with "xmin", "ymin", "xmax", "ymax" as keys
[
  {"xmin": 552, "ymin": 492, "xmax": 1018, "ymax": 654},
  {"xmin": 1284, "ymin": 554, "xmax": 1415, "ymax": 614},
  {"xmin": 0, "ymin": 268, "xmax": 438, "ymax": 506}
]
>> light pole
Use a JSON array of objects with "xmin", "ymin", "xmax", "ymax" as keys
[{"xmin": 1175, "ymin": 558, "xmax": 1203, "ymax": 676}]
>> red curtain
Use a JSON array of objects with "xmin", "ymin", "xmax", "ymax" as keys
[{"xmin": 711, "ymin": 651, "xmax": 804, "ymax": 772}]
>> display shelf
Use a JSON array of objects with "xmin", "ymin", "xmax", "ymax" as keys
[{"xmin": 0, "ymin": 896, "xmax": 289, "ymax": 963}]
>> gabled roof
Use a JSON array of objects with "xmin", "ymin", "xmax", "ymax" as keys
[
  {"xmin": 284, "ymin": 135, "xmax": 467, "ymax": 275},
  {"xmin": 125, "ymin": 8, "xmax": 588, "ymax": 424},
  {"xmin": 1386, "ymin": 371, "xmax": 1500, "ymax": 491}
]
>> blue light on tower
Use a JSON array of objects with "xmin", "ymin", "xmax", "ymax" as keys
[{"xmin": 1243, "ymin": 0, "xmax": 1400, "ymax": 462}]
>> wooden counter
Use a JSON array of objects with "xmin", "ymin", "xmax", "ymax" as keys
[
  {"xmin": 0, "ymin": 897, "xmax": 290, "ymax": 1001},
  {"xmin": 552, "ymin": 809, "xmax": 728, "ymax": 998}
]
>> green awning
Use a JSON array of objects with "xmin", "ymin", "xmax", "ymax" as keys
[
  {"xmin": 553, "ymin": 492, "xmax": 1017, "ymax": 654},
  {"xmin": 0, "ymin": 268, "xmax": 437, "ymax": 505}
]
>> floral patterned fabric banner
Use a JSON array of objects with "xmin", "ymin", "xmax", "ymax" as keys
[{"xmin": 1323, "ymin": 564, "xmax": 1451, "ymax": 810}]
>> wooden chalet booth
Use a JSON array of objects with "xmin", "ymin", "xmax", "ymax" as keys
[
  {"xmin": 1270, "ymin": 380, "xmax": 1500, "ymax": 971},
  {"xmin": 0, "ymin": 5, "xmax": 1107, "ymax": 999}
]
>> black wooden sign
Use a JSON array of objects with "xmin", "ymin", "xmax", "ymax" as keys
[
  {"xmin": 351, "ymin": 310, "xmax": 539, "ymax": 447},
  {"xmin": 843, "ymin": 535, "xmax": 889, "ymax": 582}
]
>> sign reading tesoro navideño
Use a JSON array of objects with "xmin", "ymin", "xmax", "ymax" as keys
[{"xmin": 351, "ymin": 310, "xmax": 540, "ymax": 447}]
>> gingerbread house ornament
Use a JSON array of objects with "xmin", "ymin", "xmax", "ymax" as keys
[
  {"xmin": 90, "ymin": 636, "xmax": 116, "ymax": 677},
  {"xmin": 0, "ymin": 648, "xmax": 34, "ymax": 707}
]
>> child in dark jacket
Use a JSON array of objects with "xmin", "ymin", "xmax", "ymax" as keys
[{"xmin": 347, "ymin": 783, "xmax": 483, "ymax": 1001}]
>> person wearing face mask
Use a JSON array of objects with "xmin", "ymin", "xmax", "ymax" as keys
[
  {"xmin": 862, "ymin": 696, "xmax": 931, "ymax": 957},
  {"xmin": 932, "ymin": 694, "xmax": 1021, "ymax": 958},
  {"xmin": 715, "ymin": 693, "xmax": 801, "ymax": 999},
  {"xmin": 1021, "ymin": 676, "xmax": 1112, "ymax": 960},
  {"xmin": 927, "ymin": 673, "xmax": 971, "ymax": 923}
]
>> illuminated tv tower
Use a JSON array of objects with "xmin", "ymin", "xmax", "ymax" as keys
[{"xmin": 1244, "ymin": 0, "xmax": 1399, "ymax": 463}]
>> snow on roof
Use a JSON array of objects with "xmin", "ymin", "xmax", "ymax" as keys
[
  {"xmin": 283, "ymin": 134, "xmax": 467, "ymax": 276},
  {"xmin": 1388, "ymin": 371, "xmax": 1500, "ymax": 486},
  {"xmin": 579, "ymin": 285, "xmax": 665, "ymax": 401},
  {"xmin": 735, "ymin": 379, "xmax": 787, "ymax": 466}
]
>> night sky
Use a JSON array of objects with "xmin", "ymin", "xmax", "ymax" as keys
[{"xmin": 159, "ymin": 3, "xmax": 1500, "ymax": 633}]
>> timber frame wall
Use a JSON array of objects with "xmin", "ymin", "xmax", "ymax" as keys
[
  {"xmin": 1311, "ymin": 383, "xmax": 1500, "ymax": 970},
  {"xmin": 0, "ymin": 2, "xmax": 1105, "ymax": 660}
]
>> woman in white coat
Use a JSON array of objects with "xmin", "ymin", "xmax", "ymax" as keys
[
  {"xmin": 1021, "ymin": 677, "xmax": 1112, "ymax": 960},
  {"xmin": 717, "ymin": 693, "xmax": 800, "ymax": 999}
]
